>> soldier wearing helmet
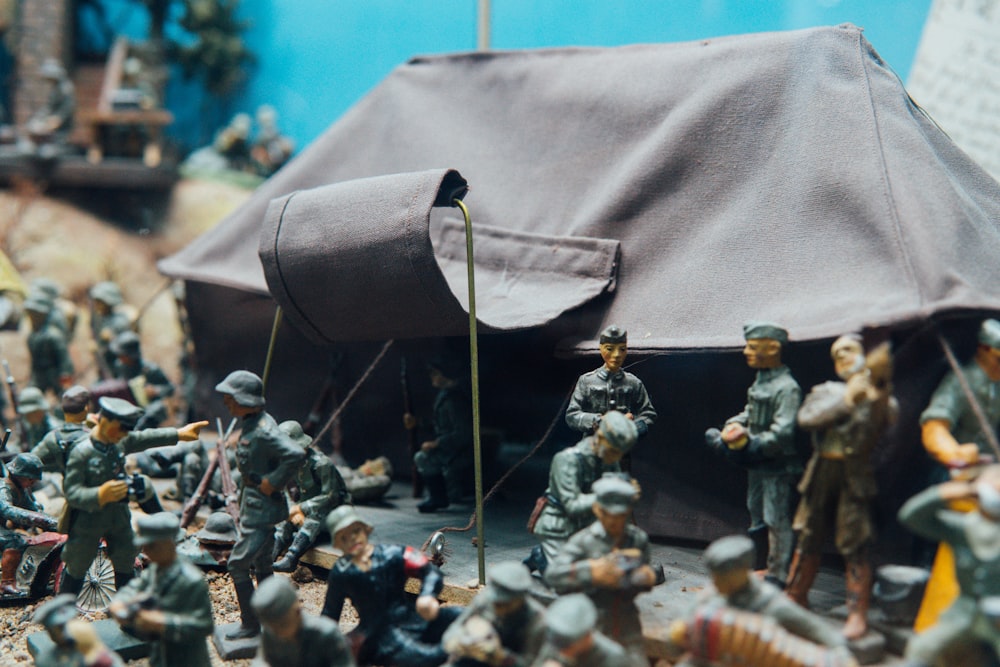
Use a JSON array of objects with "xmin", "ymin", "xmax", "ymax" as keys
[
  {"xmin": 1, "ymin": 452, "xmax": 57, "ymax": 595},
  {"xmin": 110, "ymin": 330, "xmax": 175, "ymax": 429}
]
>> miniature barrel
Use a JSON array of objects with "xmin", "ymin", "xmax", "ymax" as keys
[{"xmin": 688, "ymin": 605, "xmax": 853, "ymax": 667}]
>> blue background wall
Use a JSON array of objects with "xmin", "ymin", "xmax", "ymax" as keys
[{"xmin": 81, "ymin": 0, "xmax": 936, "ymax": 153}]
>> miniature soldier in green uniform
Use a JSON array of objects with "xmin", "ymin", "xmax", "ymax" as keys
[
  {"xmin": 787, "ymin": 336, "xmax": 897, "ymax": 639},
  {"xmin": 443, "ymin": 561, "xmax": 546, "ymax": 667},
  {"xmin": 529, "ymin": 593, "xmax": 626, "ymax": 667},
  {"xmin": 531, "ymin": 410, "xmax": 638, "ymax": 569},
  {"xmin": 109, "ymin": 512, "xmax": 213, "ymax": 667},
  {"xmin": 25, "ymin": 292, "xmax": 74, "ymax": 395},
  {"xmin": 110, "ymin": 330, "xmax": 175, "ymax": 430},
  {"xmin": 545, "ymin": 476, "xmax": 656, "ymax": 666},
  {"xmin": 217, "ymin": 369, "xmax": 305, "ymax": 639},
  {"xmin": 565, "ymin": 325, "xmax": 656, "ymax": 438},
  {"xmin": 920, "ymin": 318, "xmax": 1000, "ymax": 482},
  {"xmin": 1, "ymin": 453, "xmax": 57, "ymax": 594},
  {"xmin": 19, "ymin": 386, "xmax": 60, "ymax": 450},
  {"xmin": 89, "ymin": 281, "xmax": 133, "ymax": 379},
  {"xmin": 30, "ymin": 277, "xmax": 76, "ymax": 337},
  {"xmin": 406, "ymin": 357, "xmax": 473, "ymax": 513},
  {"xmin": 669, "ymin": 535, "xmax": 852, "ymax": 667},
  {"xmin": 251, "ymin": 574, "xmax": 355, "ymax": 667},
  {"xmin": 32, "ymin": 385, "xmax": 92, "ymax": 473},
  {"xmin": 33, "ymin": 594, "xmax": 126, "ymax": 667},
  {"xmin": 273, "ymin": 420, "xmax": 350, "ymax": 572},
  {"xmin": 898, "ymin": 465, "xmax": 1000, "ymax": 666},
  {"xmin": 705, "ymin": 321, "xmax": 802, "ymax": 585},
  {"xmin": 60, "ymin": 397, "xmax": 207, "ymax": 596}
]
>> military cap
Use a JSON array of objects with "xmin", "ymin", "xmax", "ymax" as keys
[
  {"xmin": 703, "ymin": 535, "xmax": 756, "ymax": 574},
  {"xmin": 326, "ymin": 505, "xmax": 372, "ymax": 538},
  {"xmin": 17, "ymin": 386, "xmax": 49, "ymax": 414},
  {"xmin": 545, "ymin": 594, "xmax": 597, "ymax": 648},
  {"xmin": 30, "ymin": 278, "xmax": 62, "ymax": 300},
  {"xmin": 196, "ymin": 511, "xmax": 239, "ymax": 545},
  {"xmin": 979, "ymin": 319, "xmax": 1000, "ymax": 349},
  {"xmin": 251, "ymin": 575, "xmax": 299, "ymax": 622},
  {"xmin": 98, "ymin": 396, "xmax": 143, "ymax": 430},
  {"xmin": 89, "ymin": 281, "xmax": 124, "ymax": 306},
  {"xmin": 33, "ymin": 593, "xmax": 77, "ymax": 628},
  {"xmin": 597, "ymin": 410, "xmax": 638, "ymax": 453},
  {"xmin": 279, "ymin": 420, "xmax": 313, "ymax": 450},
  {"xmin": 62, "ymin": 385, "xmax": 92, "ymax": 414},
  {"xmin": 593, "ymin": 475, "xmax": 638, "ymax": 514},
  {"xmin": 23, "ymin": 292, "xmax": 53, "ymax": 314},
  {"xmin": 110, "ymin": 330, "xmax": 142, "ymax": 357},
  {"xmin": 134, "ymin": 512, "xmax": 182, "ymax": 546},
  {"xmin": 599, "ymin": 325, "xmax": 627, "ymax": 344},
  {"xmin": 8, "ymin": 452, "xmax": 43, "ymax": 480},
  {"xmin": 39, "ymin": 58, "xmax": 66, "ymax": 80},
  {"xmin": 487, "ymin": 561, "xmax": 533, "ymax": 603},
  {"xmin": 742, "ymin": 321, "xmax": 788, "ymax": 344},
  {"xmin": 215, "ymin": 370, "xmax": 265, "ymax": 407}
]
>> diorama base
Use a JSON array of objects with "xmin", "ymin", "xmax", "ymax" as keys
[
  {"xmin": 26, "ymin": 619, "xmax": 149, "ymax": 661},
  {"xmin": 212, "ymin": 622, "xmax": 260, "ymax": 660}
]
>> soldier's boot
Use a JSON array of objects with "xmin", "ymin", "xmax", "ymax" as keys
[
  {"xmin": 226, "ymin": 579, "xmax": 261, "ymax": 639},
  {"xmin": 59, "ymin": 570, "xmax": 85, "ymax": 596},
  {"xmin": 522, "ymin": 545, "xmax": 548, "ymax": 575},
  {"xmin": 0, "ymin": 549, "xmax": 22, "ymax": 595},
  {"xmin": 785, "ymin": 550, "xmax": 820, "ymax": 608},
  {"xmin": 843, "ymin": 558, "xmax": 873, "ymax": 640},
  {"xmin": 273, "ymin": 532, "xmax": 313, "ymax": 572},
  {"xmin": 746, "ymin": 525, "xmax": 769, "ymax": 573},
  {"xmin": 272, "ymin": 530, "xmax": 292, "ymax": 562},
  {"xmin": 417, "ymin": 474, "xmax": 450, "ymax": 513},
  {"xmin": 139, "ymin": 492, "xmax": 165, "ymax": 516}
]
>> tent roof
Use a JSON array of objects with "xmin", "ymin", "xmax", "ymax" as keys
[{"xmin": 159, "ymin": 24, "xmax": 1000, "ymax": 352}]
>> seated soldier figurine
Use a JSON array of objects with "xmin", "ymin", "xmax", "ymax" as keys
[
  {"xmin": 18, "ymin": 386, "xmax": 59, "ymax": 451},
  {"xmin": 545, "ymin": 476, "xmax": 657, "ymax": 667},
  {"xmin": 529, "ymin": 593, "xmax": 626, "ymax": 667},
  {"xmin": 443, "ymin": 561, "xmax": 546, "ymax": 667},
  {"xmin": 321, "ymin": 506, "xmax": 461, "ymax": 667},
  {"xmin": 33, "ymin": 594, "xmax": 125, "ymax": 667},
  {"xmin": 88, "ymin": 281, "xmax": 133, "ymax": 380},
  {"xmin": 565, "ymin": 325, "xmax": 656, "ymax": 438},
  {"xmin": 251, "ymin": 575, "xmax": 355, "ymax": 667},
  {"xmin": 24, "ymin": 290, "xmax": 73, "ymax": 396},
  {"xmin": 1, "ymin": 453, "xmax": 57, "ymax": 595},
  {"xmin": 110, "ymin": 330, "xmax": 175, "ymax": 430},
  {"xmin": 273, "ymin": 420, "xmax": 350, "ymax": 572}
]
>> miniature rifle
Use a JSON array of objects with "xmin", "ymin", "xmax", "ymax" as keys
[
  {"xmin": 180, "ymin": 418, "xmax": 238, "ymax": 528},
  {"xmin": 88, "ymin": 300, "xmax": 114, "ymax": 381},
  {"xmin": 214, "ymin": 417, "xmax": 240, "ymax": 525},
  {"xmin": 2, "ymin": 360, "xmax": 26, "ymax": 449},
  {"xmin": 0, "ymin": 430, "xmax": 8, "ymax": 475},
  {"xmin": 401, "ymin": 356, "xmax": 423, "ymax": 497}
]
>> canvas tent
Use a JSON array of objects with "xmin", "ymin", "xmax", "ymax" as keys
[{"xmin": 160, "ymin": 24, "xmax": 1000, "ymax": 543}]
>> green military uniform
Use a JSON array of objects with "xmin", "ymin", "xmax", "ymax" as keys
[
  {"xmin": 565, "ymin": 368, "xmax": 656, "ymax": 437},
  {"xmin": 112, "ymin": 514, "xmax": 213, "ymax": 667},
  {"xmin": 89, "ymin": 281, "xmax": 132, "ymax": 378},
  {"xmin": 27, "ymin": 321, "xmax": 74, "ymax": 395},
  {"xmin": 443, "ymin": 561, "xmax": 546, "ymax": 667},
  {"xmin": 18, "ymin": 386, "xmax": 60, "ymax": 451},
  {"xmin": 899, "ymin": 485, "xmax": 1000, "ymax": 665},
  {"xmin": 32, "ymin": 421, "xmax": 89, "ymax": 473},
  {"xmin": 529, "ymin": 593, "xmax": 626, "ymax": 667},
  {"xmin": 33, "ymin": 594, "xmax": 126, "ymax": 667},
  {"xmin": 413, "ymin": 382, "xmax": 473, "ymax": 503},
  {"xmin": 62, "ymin": 419, "xmax": 182, "ymax": 579},
  {"xmin": 110, "ymin": 331, "xmax": 175, "ymax": 430}
]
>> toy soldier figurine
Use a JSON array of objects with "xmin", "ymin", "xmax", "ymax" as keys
[
  {"xmin": 321, "ymin": 505, "xmax": 461, "ymax": 667},
  {"xmin": 545, "ymin": 476, "xmax": 656, "ymax": 666},
  {"xmin": 217, "ymin": 369, "xmax": 305, "ymax": 639},
  {"xmin": 24, "ymin": 291, "xmax": 74, "ymax": 395},
  {"xmin": 89, "ymin": 281, "xmax": 133, "ymax": 380},
  {"xmin": 110, "ymin": 331, "xmax": 175, "ymax": 429},
  {"xmin": 529, "ymin": 593, "xmax": 626, "ymax": 667},
  {"xmin": 24, "ymin": 58, "xmax": 75, "ymax": 155},
  {"xmin": 1, "ymin": 452, "xmax": 57, "ymax": 594},
  {"xmin": 19, "ymin": 386, "xmax": 60, "ymax": 450},
  {"xmin": 406, "ymin": 357, "xmax": 473, "ymax": 513},
  {"xmin": 668, "ymin": 535, "xmax": 853, "ymax": 667},
  {"xmin": 109, "ymin": 512, "xmax": 213, "ymax": 667},
  {"xmin": 30, "ymin": 277, "xmax": 77, "ymax": 337},
  {"xmin": 60, "ymin": 397, "xmax": 207, "ymax": 597},
  {"xmin": 530, "ymin": 410, "xmax": 637, "ymax": 572},
  {"xmin": 705, "ymin": 321, "xmax": 802, "ymax": 585},
  {"xmin": 32, "ymin": 385, "xmax": 93, "ymax": 473},
  {"xmin": 565, "ymin": 325, "xmax": 656, "ymax": 438},
  {"xmin": 273, "ymin": 420, "xmax": 350, "ymax": 572},
  {"xmin": 33, "ymin": 594, "xmax": 126, "ymax": 667},
  {"xmin": 443, "ymin": 561, "xmax": 546, "ymax": 667},
  {"xmin": 787, "ymin": 336, "xmax": 897, "ymax": 639},
  {"xmin": 250, "ymin": 575, "xmax": 355, "ymax": 667},
  {"xmin": 898, "ymin": 465, "xmax": 1000, "ymax": 666}
]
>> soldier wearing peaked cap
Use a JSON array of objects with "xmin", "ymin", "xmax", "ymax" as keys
[
  {"xmin": 60, "ymin": 397, "xmax": 207, "ymax": 598},
  {"xmin": 545, "ymin": 475, "xmax": 656, "ymax": 667},
  {"xmin": 529, "ymin": 593, "xmax": 626, "ymax": 667},
  {"xmin": 33, "ymin": 594, "xmax": 127, "ymax": 667},
  {"xmin": 217, "ymin": 370, "xmax": 305, "ymax": 640},
  {"xmin": 443, "ymin": 560, "xmax": 546, "ymax": 667},
  {"xmin": 250, "ymin": 575, "xmax": 355, "ymax": 667}
]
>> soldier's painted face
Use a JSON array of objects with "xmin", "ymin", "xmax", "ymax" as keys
[
  {"xmin": 976, "ymin": 345, "xmax": 1000, "ymax": 382},
  {"xmin": 594, "ymin": 506, "xmax": 629, "ymax": 541},
  {"xmin": 334, "ymin": 522, "xmax": 372, "ymax": 557},
  {"xmin": 832, "ymin": 337, "xmax": 865, "ymax": 380},
  {"xmin": 711, "ymin": 567, "xmax": 750, "ymax": 596},
  {"xmin": 141, "ymin": 539, "xmax": 175, "ymax": 567},
  {"xmin": 742, "ymin": 339, "xmax": 781, "ymax": 369},
  {"xmin": 492, "ymin": 596, "xmax": 525, "ymax": 618},
  {"xmin": 600, "ymin": 343, "xmax": 628, "ymax": 374},
  {"xmin": 594, "ymin": 434, "xmax": 624, "ymax": 465},
  {"xmin": 266, "ymin": 603, "xmax": 303, "ymax": 640}
]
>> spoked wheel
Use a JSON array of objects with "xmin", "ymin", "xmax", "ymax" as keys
[{"xmin": 76, "ymin": 548, "xmax": 116, "ymax": 613}]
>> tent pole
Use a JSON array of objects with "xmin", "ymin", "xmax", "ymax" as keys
[
  {"xmin": 454, "ymin": 198, "xmax": 485, "ymax": 586},
  {"xmin": 262, "ymin": 305, "xmax": 283, "ymax": 392}
]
